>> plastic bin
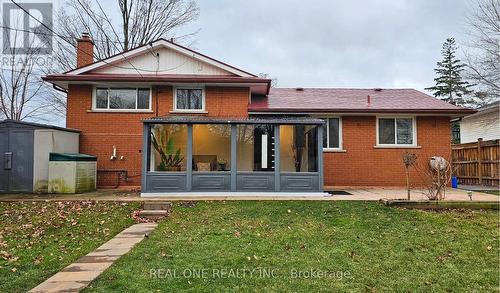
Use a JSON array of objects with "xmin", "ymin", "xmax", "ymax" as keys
[{"xmin": 48, "ymin": 153, "xmax": 97, "ymax": 193}]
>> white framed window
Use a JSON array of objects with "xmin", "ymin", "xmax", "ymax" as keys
[
  {"xmin": 173, "ymin": 87, "xmax": 205, "ymax": 112},
  {"xmin": 376, "ymin": 117, "xmax": 417, "ymax": 146},
  {"xmin": 93, "ymin": 87, "xmax": 151, "ymax": 111},
  {"xmin": 322, "ymin": 117, "xmax": 342, "ymax": 150}
]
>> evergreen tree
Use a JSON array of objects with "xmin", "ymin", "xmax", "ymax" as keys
[{"xmin": 426, "ymin": 38, "xmax": 473, "ymax": 106}]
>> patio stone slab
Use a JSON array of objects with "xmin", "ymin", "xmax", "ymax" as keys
[
  {"xmin": 75, "ymin": 255, "xmax": 119, "ymax": 263},
  {"xmin": 86, "ymin": 248, "xmax": 132, "ymax": 256},
  {"xmin": 29, "ymin": 281, "xmax": 90, "ymax": 293},
  {"xmin": 62, "ymin": 262, "xmax": 113, "ymax": 272},
  {"xmin": 28, "ymin": 223, "xmax": 157, "ymax": 293},
  {"xmin": 45, "ymin": 271, "xmax": 102, "ymax": 282}
]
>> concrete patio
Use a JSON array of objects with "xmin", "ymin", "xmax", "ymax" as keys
[{"xmin": 0, "ymin": 187, "xmax": 497, "ymax": 202}]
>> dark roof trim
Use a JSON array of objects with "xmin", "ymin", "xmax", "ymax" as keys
[
  {"xmin": 247, "ymin": 108, "xmax": 477, "ymax": 115},
  {"xmin": 42, "ymin": 74, "xmax": 271, "ymax": 84},
  {"xmin": 0, "ymin": 119, "xmax": 80, "ymax": 133},
  {"xmin": 143, "ymin": 116, "xmax": 325, "ymax": 125}
]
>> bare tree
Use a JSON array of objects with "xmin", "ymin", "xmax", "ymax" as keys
[
  {"xmin": 0, "ymin": 30, "xmax": 51, "ymax": 121},
  {"xmin": 258, "ymin": 73, "xmax": 278, "ymax": 88},
  {"xmin": 41, "ymin": 0, "xmax": 199, "ymax": 118},
  {"xmin": 463, "ymin": 0, "xmax": 500, "ymax": 106},
  {"xmin": 53, "ymin": 0, "xmax": 199, "ymax": 71},
  {"xmin": 402, "ymin": 151, "xmax": 417, "ymax": 200}
]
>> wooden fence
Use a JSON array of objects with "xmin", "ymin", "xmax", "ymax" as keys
[{"xmin": 452, "ymin": 139, "xmax": 499, "ymax": 187}]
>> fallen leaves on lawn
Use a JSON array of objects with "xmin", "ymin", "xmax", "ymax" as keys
[
  {"xmin": 0, "ymin": 200, "xmax": 137, "ymax": 272},
  {"xmin": 33, "ymin": 256, "xmax": 43, "ymax": 265}
]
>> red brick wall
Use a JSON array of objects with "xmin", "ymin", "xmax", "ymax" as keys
[
  {"xmin": 66, "ymin": 85, "xmax": 250, "ymax": 188},
  {"xmin": 323, "ymin": 116, "xmax": 452, "ymax": 187},
  {"xmin": 68, "ymin": 84, "xmax": 451, "ymax": 188},
  {"xmin": 76, "ymin": 37, "xmax": 94, "ymax": 68}
]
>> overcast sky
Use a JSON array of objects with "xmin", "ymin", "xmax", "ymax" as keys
[{"xmin": 176, "ymin": 0, "xmax": 474, "ymax": 93}]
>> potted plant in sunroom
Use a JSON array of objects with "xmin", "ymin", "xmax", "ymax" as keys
[{"xmin": 151, "ymin": 130, "xmax": 184, "ymax": 171}]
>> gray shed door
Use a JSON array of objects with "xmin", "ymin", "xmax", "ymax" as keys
[
  {"xmin": 0, "ymin": 130, "xmax": 8, "ymax": 192},
  {"xmin": 0, "ymin": 129, "xmax": 33, "ymax": 193}
]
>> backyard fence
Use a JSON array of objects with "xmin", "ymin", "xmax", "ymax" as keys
[{"xmin": 452, "ymin": 138, "xmax": 500, "ymax": 187}]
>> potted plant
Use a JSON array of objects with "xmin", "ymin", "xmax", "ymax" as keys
[{"xmin": 151, "ymin": 130, "xmax": 184, "ymax": 171}]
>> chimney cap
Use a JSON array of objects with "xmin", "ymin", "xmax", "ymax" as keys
[
  {"xmin": 374, "ymin": 88, "xmax": 383, "ymax": 92},
  {"xmin": 296, "ymin": 87, "xmax": 304, "ymax": 91},
  {"xmin": 78, "ymin": 32, "xmax": 93, "ymax": 43}
]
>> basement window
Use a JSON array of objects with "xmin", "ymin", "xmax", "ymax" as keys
[
  {"xmin": 377, "ymin": 117, "xmax": 416, "ymax": 146},
  {"xmin": 94, "ymin": 87, "xmax": 151, "ymax": 110}
]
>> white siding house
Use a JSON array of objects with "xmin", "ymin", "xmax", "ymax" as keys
[{"xmin": 460, "ymin": 102, "xmax": 500, "ymax": 144}]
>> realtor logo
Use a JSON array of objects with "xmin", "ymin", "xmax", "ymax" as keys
[{"xmin": 2, "ymin": 2, "xmax": 53, "ymax": 55}]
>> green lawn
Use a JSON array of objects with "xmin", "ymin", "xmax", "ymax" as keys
[
  {"xmin": 0, "ymin": 201, "xmax": 140, "ymax": 293},
  {"xmin": 85, "ymin": 201, "xmax": 499, "ymax": 292}
]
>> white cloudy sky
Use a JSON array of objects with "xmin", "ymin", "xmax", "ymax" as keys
[{"xmin": 174, "ymin": 0, "xmax": 475, "ymax": 93}]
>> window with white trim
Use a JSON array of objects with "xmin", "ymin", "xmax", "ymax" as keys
[
  {"xmin": 174, "ymin": 88, "xmax": 204, "ymax": 111},
  {"xmin": 377, "ymin": 117, "xmax": 415, "ymax": 145},
  {"xmin": 322, "ymin": 117, "xmax": 341, "ymax": 149},
  {"xmin": 95, "ymin": 87, "xmax": 150, "ymax": 110}
]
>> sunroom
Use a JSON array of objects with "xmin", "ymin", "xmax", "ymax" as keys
[{"xmin": 141, "ymin": 116, "xmax": 325, "ymax": 195}]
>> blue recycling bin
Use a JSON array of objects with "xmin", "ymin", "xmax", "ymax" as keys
[{"xmin": 451, "ymin": 176, "xmax": 458, "ymax": 188}]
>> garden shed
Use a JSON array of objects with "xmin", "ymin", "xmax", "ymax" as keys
[{"xmin": 0, "ymin": 120, "xmax": 80, "ymax": 193}]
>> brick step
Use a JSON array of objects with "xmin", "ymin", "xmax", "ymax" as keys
[
  {"xmin": 143, "ymin": 202, "xmax": 172, "ymax": 211},
  {"xmin": 138, "ymin": 210, "xmax": 169, "ymax": 220}
]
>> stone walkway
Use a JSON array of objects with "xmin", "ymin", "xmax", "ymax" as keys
[{"xmin": 29, "ymin": 223, "xmax": 157, "ymax": 293}]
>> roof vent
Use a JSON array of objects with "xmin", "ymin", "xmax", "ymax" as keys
[
  {"xmin": 374, "ymin": 88, "xmax": 382, "ymax": 92},
  {"xmin": 296, "ymin": 87, "xmax": 304, "ymax": 91}
]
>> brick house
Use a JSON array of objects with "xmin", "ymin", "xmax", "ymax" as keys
[{"xmin": 43, "ymin": 34, "xmax": 474, "ymax": 195}]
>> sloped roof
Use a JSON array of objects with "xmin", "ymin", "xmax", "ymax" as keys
[
  {"xmin": 42, "ymin": 38, "xmax": 271, "ymax": 94},
  {"xmin": 249, "ymin": 88, "xmax": 476, "ymax": 115},
  {"xmin": 0, "ymin": 119, "xmax": 80, "ymax": 132},
  {"xmin": 64, "ymin": 38, "xmax": 256, "ymax": 77}
]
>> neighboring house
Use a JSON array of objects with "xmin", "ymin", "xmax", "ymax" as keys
[
  {"xmin": 459, "ymin": 101, "xmax": 500, "ymax": 144},
  {"xmin": 42, "ymin": 34, "xmax": 474, "ymax": 194}
]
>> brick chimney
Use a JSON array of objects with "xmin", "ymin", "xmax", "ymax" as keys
[{"xmin": 76, "ymin": 32, "xmax": 94, "ymax": 68}]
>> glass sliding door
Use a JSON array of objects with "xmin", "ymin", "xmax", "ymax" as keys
[
  {"xmin": 192, "ymin": 124, "xmax": 231, "ymax": 171},
  {"xmin": 236, "ymin": 124, "xmax": 275, "ymax": 172},
  {"xmin": 280, "ymin": 125, "xmax": 318, "ymax": 172},
  {"xmin": 236, "ymin": 124, "xmax": 275, "ymax": 191},
  {"xmin": 279, "ymin": 125, "xmax": 320, "ymax": 192},
  {"xmin": 145, "ymin": 124, "xmax": 188, "ymax": 192},
  {"xmin": 192, "ymin": 124, "xmax": 231, "ymax": 191},
  {"xmin": 150, "ymin": 124, "xmax": 188, "ymax": 172}
]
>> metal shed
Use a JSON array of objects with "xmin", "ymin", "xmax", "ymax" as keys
[{"xmin": 0, "ymin": 120, "xmax": 80, "ymax": 193}]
